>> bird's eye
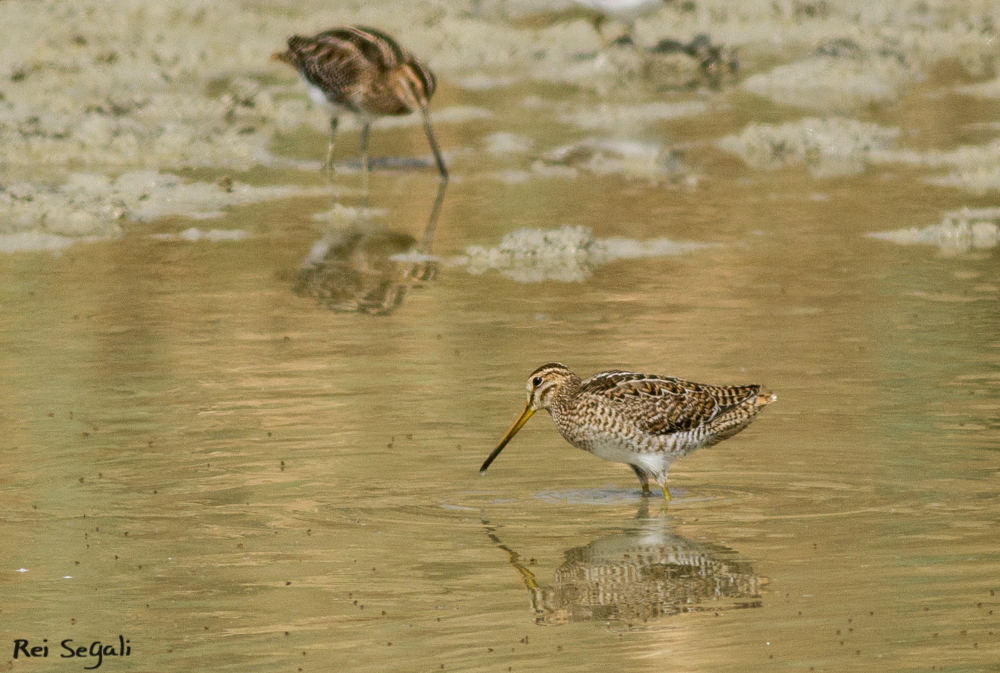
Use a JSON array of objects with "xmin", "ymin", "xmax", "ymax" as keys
[{"xmin": 532, "ymin": 376, "xmax": 543, "ymax": 387}]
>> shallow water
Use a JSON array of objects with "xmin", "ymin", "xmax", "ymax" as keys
[{"xmin": 4, "ymin": 18, "xmax": 1000, "ymax": 673}]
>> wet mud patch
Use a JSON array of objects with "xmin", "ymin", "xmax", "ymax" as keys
[
  {"xmin": 463, "ymin": 225, "xmax": 710, "ymax": 283},
  {"xmin": 868, "ymin": 207, "xmax": 1000, "ymax": 254},
  {"xmin": 0, "ymin": 171, "xmax": 327, "ymax": 251}
]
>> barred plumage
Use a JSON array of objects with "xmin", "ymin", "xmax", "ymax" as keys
[
  {"xmin": 480, "ymin": 363, "xmax": 776, "ymax": 501},
  {"xmin": 487, "ymin": 514, "xmax": 762, "ymax": 624},
  {"xmin": 273, "ymin": 26, "xmax": 447, "ymax": 179}
]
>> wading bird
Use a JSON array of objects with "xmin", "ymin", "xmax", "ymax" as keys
[
  {"xmin": 273, "ymin": 26, "xmax": 447, "ymax": 183},
  {"xmin": 480, "ymin": 363, "xmax": 775, "ymax": 500}
]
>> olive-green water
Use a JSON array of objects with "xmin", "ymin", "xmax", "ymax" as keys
[{"xmin": 3, "ymin": 79, "xmax": 1000, "ymax": 672}]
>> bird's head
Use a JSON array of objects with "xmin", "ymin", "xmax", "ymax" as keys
[
  {"xmin": 521, "ymin": 362, "xmax": 576, "ymax": 412},
  {"xmin": 479, "ymin": 363, "xmax": 578, "ymax": 475}
]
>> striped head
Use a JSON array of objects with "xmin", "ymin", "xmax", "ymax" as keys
[{"xmin": 523, "ymin": 362, "xmax": 579, "ymax": 411}]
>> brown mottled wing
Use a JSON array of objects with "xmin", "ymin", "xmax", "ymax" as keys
[
  {"xmin": 580, "ymin": 372, "xmax": 760, "ymax": 435},
  {"xmin": 283, "ymin": 31, "xmax": 379, "ymax": 109},
  {"xmin": 327, "ymin": 27, "xmax": 436, "ymax": 107},
  {"xmin": 280, "ymin": 27, "xmax": 435, "ymax": 116},
  {"xmin": 322, "ymin": 27, "xmax": 411, "ymax": 68}
]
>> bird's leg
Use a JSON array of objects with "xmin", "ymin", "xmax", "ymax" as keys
[
  {"xmin": 358, "ymin": 121, "xmax": 371, "ymax": 197},
  {"xmin": 419, "ymin": 178, "xmax": 448, "ymax": 253},
  {"xmin": 653, "ymin": 470, "xmax": 672, "ymax": 502},
  {"xmin": 324, "ymin": 116, "xmax": 339, "ymax": 181},
  {"xmin": 630, "ymin": 465, "xmax": 651, "ymax": 497},
  {"xmin": 421, "ymin": 106, "xmax": 448, "ymax": 180}
]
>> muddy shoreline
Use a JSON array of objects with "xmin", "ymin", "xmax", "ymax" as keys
[{"xmin": 1, "ymin": 0, "xmax": 998, "ymax": 246}]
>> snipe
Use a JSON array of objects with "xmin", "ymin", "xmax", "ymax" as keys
[
  {"xmin": 480, "ymin": 363, "xmax": 776, "ymax": 500},
  {"xmin": 273, "ymin": 26, "xmax": 447, "ymax": 181}
]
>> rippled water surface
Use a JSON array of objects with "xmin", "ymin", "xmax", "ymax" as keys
[{"xmin": 4, "ymin": 25, "xmax": 1000, "ymax": 673}]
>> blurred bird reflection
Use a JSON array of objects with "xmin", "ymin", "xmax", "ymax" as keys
[
  {"xmin": 293, "ymin": 181, "xmax": 446, "ymax": 315},
  {"xmin": 485, "ymin": 503, "xmax": 763, "ymax": 625}
]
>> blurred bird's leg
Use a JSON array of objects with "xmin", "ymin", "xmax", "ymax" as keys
[
  {"xmin": 324, "ymin": 116, "xmax": 339, "ymax": 181},
  {"xmin": 359, "ymin": 121, "xmax": 371, "ymax": 197}
]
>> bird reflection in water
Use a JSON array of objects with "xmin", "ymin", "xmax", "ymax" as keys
[
  {"xmin": 484, "ymin": 502, "xmax": 763, "ymax": 625},
  {"xmin": 293, "ymin": 181, "xmax": 446, "ymax": 315}
]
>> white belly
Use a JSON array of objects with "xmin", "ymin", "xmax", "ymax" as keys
[
  {"xmin": 306, "ymin": 84, "xmax": 341, "ymax": 114},
  {"xmin": 582, "ymin": 433, "xmax": 680, "ymax": 475},
  {"xmin": 560, "ymin": 425, "xmax": 685, "ymax": 476}
]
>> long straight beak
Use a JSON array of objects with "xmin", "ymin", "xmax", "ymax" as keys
[{"xmin": 479, "ymin": 402, "xmax": 535, "ymax": 475}]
